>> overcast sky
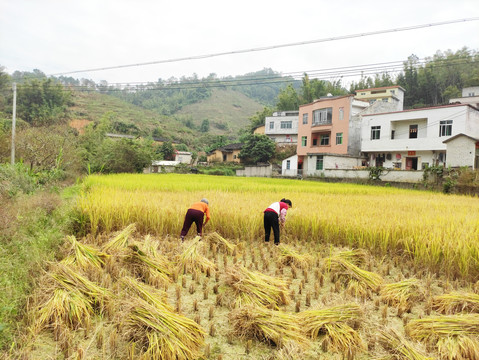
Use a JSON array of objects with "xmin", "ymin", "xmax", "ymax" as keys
[{"xmin": 1, "ymin": 0, "xmax": 478, "ymax": 87}]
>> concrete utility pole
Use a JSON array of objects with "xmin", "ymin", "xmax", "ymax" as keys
[{"xmin": 11, "ymin": 82, "xmax": 17, "ymax": 165}]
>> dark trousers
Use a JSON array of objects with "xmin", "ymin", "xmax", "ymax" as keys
[
  {"xmin": 181, "ymin": 209, "xmax": 204, "ymax": 237},
  {"xmin": 264, "ymin": 211, "xmax": 280, "ymax": 244}
]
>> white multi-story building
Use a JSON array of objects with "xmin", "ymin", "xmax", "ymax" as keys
[
  {"xmin": 265, "ymin": 111, "xmax": 299, "ymax": 145},
  {"xmin": 361, "ymin": 104, "xmax": 479, "ymax": 170}
]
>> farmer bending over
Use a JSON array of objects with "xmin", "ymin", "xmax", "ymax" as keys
[
  {"xmin": 180, "ymin": 198, "xmax": 210, "ymax": 240},
  {"xmin": 263, "ymin": 198, "xmax": 292, "ymax": 245}
]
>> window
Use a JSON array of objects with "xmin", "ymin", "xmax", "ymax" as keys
[
  {"xmin": 286, "ymin": 160, "xmax": 290, "ymax": 170},
  {"xmin": 409, "ymin": 125, "xmax": 418, "ymax": 139},
  {"xmin": 360, "ymin": 92, "xmax": 366, "ymax": 95},
  {"xmin": 302, "ymin": 113, "xmax": 308, "ymax": 124},
  {"xmin": 312, "ymin": 107, "xmax": 332, "ymax": 125},
  {"xmin": 382, "ymin": 98, "xmax": 388, "ymax": 102},
  {"xmin": 391, "ymin": 130, "xmax": 395, "ymax": 140},
  {"xmin": 371, "ymin": 126, "xmax": 381, "ymax": 140},
  {"xmin": 320, "ymin": 134, "xmax": 330, "ymax": 146},
  {"xmin": 391, "ymin": 90, "xmax": 396, "ymax": 94},
  {"xmin": 301, "ymin": 136, "xmax": 307, "ymax": 146},
  {"xmin": 316, "ymin": 156, "xmax": 324, "ymax": 170},
  {"xmin": 312, "ymin": 138, "xmax": 317, "ymax": 146},
  {"xmin": 439, "ymin": 120, "xmax": 452, "ymax": 137},
  {"xmin": 280, "ymin": 121, "xmax": 292, "ymax": 129},
  {"xmin": 339, "ymin": 107, "xmax": 344, "ymax": 120},
  {"xmin": 336, "ymin": 132, "xmax": 343, "ymax": 145},
  {"xmin": 269, "ymin": 122, "xmax": 274, "ymax": 130},
  {"xmin": 369, "ymin": 100, "xmax": 376, "ymax": 104}
]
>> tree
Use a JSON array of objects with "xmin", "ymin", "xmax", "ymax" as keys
[
  {"xmin": 16, "ymin": 78, "xmax": 72, "ymax": 126},
  {"xmin": 100, "ymin": 139, "xmax": 152, "ymax": 173},
  {"xmin": 248, "ymin": 107, "xmax": 273, "ymax": 132},
  {"xmin": 277, "ymin": 84, "xmax": 299, "ymax": 111},
  {"xmin": 238, "ymin": 134, "xmax": 276, "ymax": 165},
  {"xmin": 200, "ymin": 119, "xmax": 210, "ymax": 132},
  {"xmin": 159, "ymin": 141, "xmax": 175, "ymax": 160}
]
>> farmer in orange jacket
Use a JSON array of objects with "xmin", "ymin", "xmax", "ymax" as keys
[{"xmin": 180, "ymin": 198, "xmax": 210, "ymax": 240}]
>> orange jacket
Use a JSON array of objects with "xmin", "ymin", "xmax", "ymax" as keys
[{"xmin": 189, "ymin": 202, "xmax": 211, "ymax": 221}]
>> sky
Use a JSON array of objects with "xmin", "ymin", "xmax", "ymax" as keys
[{"xmin": 1, "ymin": 0, "xmax": 478, "ymax": 87}]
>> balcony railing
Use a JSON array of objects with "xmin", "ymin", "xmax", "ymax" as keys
[{"xmin": 312, "ymin": 120, "xmax": 332, "ymax": 126}]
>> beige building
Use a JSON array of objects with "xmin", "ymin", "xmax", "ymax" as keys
[
  {"xmin": 355, "ymin": 85, "xmax": 405, "ymax": 110},
  {"xmin": 253, "ymin": 125, "xmax": 265, "ymax": 135},
  {"xmin": 207, "ymin": 143, "xmax": 243, "ymax": 163}
]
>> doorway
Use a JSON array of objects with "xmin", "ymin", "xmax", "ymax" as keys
[{"xmin": 406, "ymin": 157, "xmax": 418, "ymax": 170}]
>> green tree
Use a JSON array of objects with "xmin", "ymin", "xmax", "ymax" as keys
[
  {"xmin": 238, "ymin": 134, "xmax": 276, "ymax": 165},
  {"xmin": 277, "ymin": 84, "xmax": 299, "ymax": 111},
  {"xmin": 159, "ymin": 141, "xmax": 175, "ymax": 160},
  {"xmin": 100, "ymin": 139, "xmax": 152, "ymax": 173},
  {"xmin": 200, "ymin": 119, "xmax": 210, "ymax": 132},
  {"xmin": 16, "ymin": 78, "xmax": 72, "ymax": 126},
  {"xmin": 248, "ymin": 107, "xmax": 273, "ymax": 132}
]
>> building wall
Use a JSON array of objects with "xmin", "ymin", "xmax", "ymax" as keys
[
  {"xmin": 207, "ymin": 150, "xmax": 223, "ymax": 163},
  {"xmin": 319, "ymin": 169, "xmax": 424, "ymax": 182},
  {"xmin": 355, "ymin": 86, "xmax": 405, "ymax": 110},
  {"xmin": 225, "ymin": 150, "xmax": 241, "ymax": 163},
  {"xmin": 305, "ymin": 154, "xmax": 364, "ymax": 176},
  {"xmin": 298, "ymin": 96, "xmax": 358, "ymax": 157},
  {"xmin": 236, "ymin": 165, "xmax": 272, "ymax": 177},
  {"xmin": 445, "ymin": 136, "xmax": 478, "ymax": 168},
  {"xmin": 265, "ymin": 113, "xmax": 299, "ymax": 144},
  {"xmin": 281, "ymin": 155, "xmax": 298, "ymax": 176},
  {"xmin": 253, "ymin": 125, "xmax": 265, "ymax": 135},
  {"xmin": 361, "ymin": 105, "xmax": 478, "ymax": 154}
]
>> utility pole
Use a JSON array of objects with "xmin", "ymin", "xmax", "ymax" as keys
[{"xmin": 11, "ymin": 82, "xmax": 17, "ymax": 165}]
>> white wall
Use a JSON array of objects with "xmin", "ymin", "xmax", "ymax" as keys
[
  {"xmin": 305, "ymin": 155, "xmax": 364, "ymax": 176},
  {"xmin": 265, "ymin": 114, "xmax": 299, "ymax": 139},
  {"xmin": 445, "ymin": 136, "xmax": 477, "ymax": 168},
  {"xmin": 316, "ymin": 169, "xmax": 424, "ymax": 182},
  {"xmin": 361, "ymin": 105, "xmax": 478, "ymax": 153},
  {"xmin": 237, "ymin": 165, "xmax": 272, "ymax": 177},
  {"xmin": 282, "ymin": 155, "xmax": 298, "ymax": 176}
]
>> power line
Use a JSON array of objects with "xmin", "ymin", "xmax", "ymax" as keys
[{"xmin": 48, "ymin": 18, "xmax": 479, "ymax": 77}]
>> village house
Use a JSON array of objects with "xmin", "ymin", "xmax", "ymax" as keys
[
  {"xmin": 264, "ymin": 111, "xmax": 299, "ymax": 145},
  {"xmin": 449, "ymin": 86, "xmax": 479, "ymax": 108},
  {"xmin": 174, "ymin": 151, "xmax": 193, "ymax": 164},
  {"xmin": 253, "ymin": 124, "xmax": 265, "ymax": 135},
  {"xmin": 207, "ymin": 143, "xmax": 243, "ymax": 163},
  {"xmin": 361, "ymin": 103, "xmax": 479, "ymax": 170},
  {"xmin": 354, "ymin": 85, "xmax": 405, "ymax": 110},
  {"xmin": 293, "ymin": 95, "xmax": 370, "ymax": 176}
]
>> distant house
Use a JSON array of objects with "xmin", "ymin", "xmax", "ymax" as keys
[
  {"xmin": 207, "ymin": 143, "xmax": 243, "ymax": 163},
  {"xmin": 147, "ymin": 160, "xmax": 180, "ymax": 173},
  {"xmin": 443, "ymin": 133, "xmax": 479, "ymax": 169},
  {"xmin": 175, "ymin": 151, "xmax": 193, "ymax": 164},
  {"xmin": 282, "ymin": 155, "xmax": 298, "ymax": 176},
  {"xmin": 354, "ymin": 86, "xmax": 405, "ymax": 111},
  {"xmin": 253, "ymin": 124, "xmax": 265, "ymax": 135},
  {"xmin": 449, "ymin": 87, "xmax": 479, "ymax": 108},
  {"xmin": 106, "ymin": 133, "xmax": 136, "ymax": 140},
  {"xmin": 264, "ymin": 111, "xmax": 299, "ymax": 145},
  {"xmin": 361, "ymin": 104, "xmax": 479, "ymax": 170}
]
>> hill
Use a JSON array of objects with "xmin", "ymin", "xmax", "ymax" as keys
[
  {"xmin": 176, "ymin": 88, "xmax": 264, "ymax": 135},
  {"xmin": 69, "ymin": 88, "xmax": 265, "ymax": 149}
]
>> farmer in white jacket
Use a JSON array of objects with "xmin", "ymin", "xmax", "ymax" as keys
[{"xmin": 263, "ymin": 198, "xmax": 292, "ymax": 245}]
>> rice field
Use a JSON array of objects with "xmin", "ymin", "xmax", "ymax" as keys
[{"xmin": 12, "ymin": 173, "xmax": 479, "ymax": 359}]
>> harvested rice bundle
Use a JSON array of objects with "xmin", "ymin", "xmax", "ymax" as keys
[
  {"xmin": 34, "ymin": 288, "xmax": 93, "ymax": 333},
  {"xmin": 298, "ymin": 303, "xmax": 364, "ymax": 354},
  {"xmin": 326, "ymin": 249, "xmax": 368, "ymax": 269},
  {"xmin": 206, "ymin": 232, "xmax": 237, "ymax": 255},
  {"xmin": 433, "ymin": 291, "xmax": 479, "ymax": 314},
  {"xmin": 177, "ymin": 236, "xmax": 216, "ymax": 273},
  {"xmin": 277, "ymin": 244, "xmax": 313, "ymax": 269},
  {"xmin": 377, "ymin": 327, "xmax": 432, "ymax": 360},
  {"xmin": 62, "ymin": 235, "xmax": 108, "ymax": 270},
  {"xmin": 125, "ymin": 244, "xmax": 171, "ymax": 285},
  {"xmin": 380, "ymin": 278, "xmax": 422, "ymax": 312},
  {"xmin": 120, "ymin": 276, "xmax": 168, "ymax": 308},
  {"xmin": 407, "ymin": 314, "xmax": 479, "ymax": 360},
  {"xmin": 102, "ymin": 223, "xmax": 136, "ymax": 253},
  {"xmin": 229, "ymin": 305, "xmax": 308, "ymax": 348},
  {"xmin": 330, "ymin": 257, "xmax": 383, "ymax": 295},
  {"xmin": 226, "ymin": 266, "xmax": 290, "ymax": 309},
  {"xmin": 50, "ymin": 263, "xmax": 111, "ymax": 310},
  {"xmin": 126, "ymin": 298, "xmax": 206, "ymax": 360}
]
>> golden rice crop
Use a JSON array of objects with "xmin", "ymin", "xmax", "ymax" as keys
[
  {"xmin": 125, "ymin": 244, "xmax": 171, "ymax": 285},
  {"xmin": 433, "ymin": 291, "xmax": 479, "ymax": 314},
  {"xmin": 205, "ymin": 231, "xmax": 237, "ymax": 255},
  {"xmin": 229, "ymin": 305, "xmax": 308, "ymax": 348},
  {"xmin": 102, "ymin": 223, "xmax": 136, "ymax": 253},
  {"xmin": 407, "ymin": 314, "xmax": 479, "ymax": 359},
  {"xmin": 77, "ymin": 174, "xmax": 479, "ymax": 279},
  {"xmin": 62, "ymin": 235, "xmax": 108, "ymax": 270},
  {"xmin": 298, "ymin": 303, "xmax": 364, "ymax": 353},
  {"xmin": 277, "ymin": 244, "xmax": 313, "ymax": 269},
  {"xmin": 176, "ymin": 236, "xmax": 216, "ymax": 273},
  {"xmin": 377, "ymin": 327, "xmax": 432, "ymax": 360},
  {"xmin": 380, "ymin": 278, "xmax": 422, "ymax": 311},
  {"xmin": 125, "ymin": 297, "xmax": 206, "ymax": 360},
  {"xmin": 226, "ymin": 266, "xmax": 290, "ymax": 309}
]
